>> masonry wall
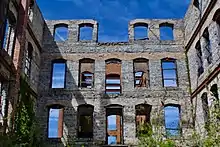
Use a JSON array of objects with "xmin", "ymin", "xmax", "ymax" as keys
[
  {"xmin": 185, "ymin": 0, "xmax": 220, "ymax": 135},
  {"xmin": 37, "ymin": 19, "xmax": 192, "ymax": 146}
]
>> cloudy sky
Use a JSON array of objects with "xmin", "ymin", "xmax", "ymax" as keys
[{"xmin": 36, "ymin": 0, "xmax": 191, "ymax": 42}]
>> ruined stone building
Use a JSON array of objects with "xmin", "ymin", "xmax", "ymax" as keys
[{"xmin": 0, "ymin": 0, "xmax": 219, "ymax": 146}]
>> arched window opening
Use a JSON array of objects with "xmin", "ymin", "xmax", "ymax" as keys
[
  {"xmin": 28, "ymin": 0, "xmax": 34, "ymax": 21},
  {"xmin": 134, "ymin": 23, "xmax": 148, "ymax": 40},
  {"xmin": 106, "ymin": 104, "xmax": 123, "ymax": 145},
  {"xmin": 48, "ymin": 105, "xmax": 64, "ymax": 138},
  {"xmin": 3, "ymin": 11, "xmax": 16, "ymax": 56},
  {"xmin": 54, "ymin": 24, "xmax": 68, "ymax": 42},
  {"xmin": 213, "ymin": 9, "xmax": 220, "ymax": 43},
  {"xmin": 133, "ymin": 58, "xmax": 149, "ymax": 87},
  {"xmin": 24, "ymin": 42, "xmax": 33, "ymax": 78},
  {"xmin": 164, "ymin": 105, "xmax": 180, "ymax": 137},
  {"xmin": 201, "ymin": 93, "xmax": 209, "ymax": 129},
  {"xmin": 135, "ymin": 104, "xmax": 152, "ymax": 136},
  {"xmin": 159, "ymin": 23, "xmax": 174, "ymax": 40},
  {"xmin": 105, "ymin": 59, "xmax": 121, "ymax": 94},
  {"xmin": 193, "ymin": 0, "xmax": 200, "ymax": 10},
  {"xmin": 51, "ymin": 59, "xmax": 66, "ymax": 88},
  {"xmin": 79, "ymin": 58, "xmax": 94, "ymax": 88},
  {"xmin": 195, "ymin": 41, "xmax": 204, "ymax": 77},
  {"xmin": 161, "ymin": 58, "xmax": 178, "ymax": 87},
  {"xmin": 210, "ymin": 84, "xmax": 219, "ymax": 101},
  {"xmin": 79, "ymin": 23, "xmax": 93, "ymax": 41},
  {"xmin": 202, "ymin": 28, "xmax": 212, "ymax": 64},
  {"xmin": 78, "ymin": 104, "xmax": 94, "ymax": 138}
]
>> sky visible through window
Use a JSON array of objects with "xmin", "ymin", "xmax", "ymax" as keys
[
  {"xmin": 48, "ymin": 108, "xmax": 60, "ymax": 138},
  {"xmin": 37, "ymin": 0, "xmax": 190, "ymax": 42},
  {"xmin": 52, "ymin": 63, "xmax": 66, "ymax": 88},
  {"xmin": 134, "ymin": 26, "xmax": 148, "ymax": 40},
  {"xmin": 160, "ymin": 26, "xmax": 174, "ymax": 40},
  {"xmin": 80, "ymin": 27, "xmax": 93, "ymax": 40},
  {"xmin": 162, "ymin": 60, "xmax": 177, "ymax": 87},
  {"xmin": 3, "ymin": 20, "xmax": 9, "ymax": 49},
  {"xmin": 164, "ymin": 106, "xmax": 180, "ymax": 136},
  {"xmin": 54, "ymin": 27, "xmax": 68, "ymax": 41}
]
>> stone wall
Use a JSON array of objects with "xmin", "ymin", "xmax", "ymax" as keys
[
  {"xmin": 37, "ymin": 19, "xmax": 192, "ymax": 146},
  {"xmin": 185, "ymin": 0, "xmax": 220, "ymax": 136}
]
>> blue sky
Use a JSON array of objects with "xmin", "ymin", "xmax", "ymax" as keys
[{"xmin": 36, "ymin": 0, "xmax": 190, "ymax": 42}]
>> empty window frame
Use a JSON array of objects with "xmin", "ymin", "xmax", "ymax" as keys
[
  {"xmin": 161, "ymin": 58, "xmax": 178, "ymax": 87},
  {"xmin": 28, "ymin": 0, "xmax": 34, "ymax": 21},
  {"xmin": 105, "ymin": 59, "xmax": 122, "ymax": 94},
  {"xmin": 135, "ymin": 104, "xmax": 152, "ymax": 136},
  {"xmin": 195, "ymin": 41, "xmax": 204, "ymax": 77},
  {"xmin": 210, "ymin": 84, "xmax": 219, "ymax": 101},
  {"xmin": 106, "ymin": 104, "xmax": 123, "ymax": 145},
  {"xmin": 133, "ymin": 58, "xmax": 149, "ymax": 87},
  {"xmin": 193, "ymin": 0, "xmax": 200, "ymax": 10},
  {"xmin": 164, "ymin": 105, "xmax": 180, "ymax": 137},
  {"xmin": 134, "ymin": 23, "xmax": 148, "ymax": 40},
  {"xmin": 213, "ymin": 9, "xmax": 220, "ymax": 44},
  {"xmin": 51, "ymin": 59, "xmax": 66, "ymax": 88},
  {"xmin": 159, "ymin": 23, "xmax": 174, "ymax": 40},
  {"xmin": 106, "ymin": 74, "xmax": 121, "ymax": 94},
  {"xmin": 24, "ymin": 42, "xmax": 33, "ymax": 78},
  {"xmin": 79, "ymin": 59, "xmax": 95, "ymax": 88},
  {"xmin": 54, "ymin": 24, "xmax": 68, "ymax": 42},
  {"xmin": 201, "ymin": 93, "xmax": 209, "ymax": 129},
  {"xmin": 48, "ymin": 105, "xmax": 64, "ymax": 138},
  {"xmin": 79, "ymin": 23, "xmax": 93, "ymax": 41},
  {"xmin": 78, "ymin": 104, "xmax": 94, "ymax": 138},
  {"xmin": 3, "ymin": 12, "xmax": 16, "ymax": 56},
  {"xmin": 202, "ymin": 28, "xmax": 212, "ymax": 64}
]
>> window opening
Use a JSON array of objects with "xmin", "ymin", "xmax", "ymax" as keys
[
  {"xmin": 133, "ymin": 58, "xmax": 149, "ymax": 87},
  {"xmin": 203, "ymin": 28, "xmax": 212, "ymax": 64},
  {"xmin": 48, "ymin": 105, "xmax": 64, "ymax": 138},
  {"xmin": 105, "ymin": 59, "xmax": 122, "ymax": 94},
  {"xmin": 201, "ymin": 93, "xmax": 209, "ymax": 129},
  {"xmin": 79, "ymin": 24, "xmax": 93, "ymax": 41},
  {"xmin": 164, "ymin": 105, "xmax": 180, "ymax": 137},
  {"xmin": 3, "ymin": 13, "xmax": 16, "ymax": 56},
  {"xmin": 79, "ymin": 59, "xmax": 94, "ymax": 88},
  {"xmin": 135, "ymin": 104, "xmax": 152, "ymax": 136},
  {"xmin": 195, "ymin": 41, "xmax": 204, "ymax": 77},
  {"xmin": 161, "ymin": 58, "xmax": 177, "ymax": 87},
  {"xmin": 24, "ymin": 43, "xmax": 33, "ymax": 78},
  {"xmin": 160, "ymin": 23, "xmax": 174, "ymax": 40},
  {"xmin": 210, "ymin": 84, "xmax": 219, "ymax": 101},
  {"xmin": 54, "ymin": 24, "xmax": 68, "ymax": 42},
  {"xmin": 193, "ymin": 0, "xmax": 200, "ymax": 10},
  {"xmin": 106, "ymin": 105, "xmax": 123, "ymax": 145},
  {"xmin": 78, "ymin": 105, "xmax": 93, "ymax": 138},
  {"xmin": 2, "ymin": 19, "xmax": 9, "ymax": 50},
  {"xmin": 134, "ymin": 23, "xmax": 148, "ymax": 40},
  {"xmin": 51, "ymin": 60, "xmax": 66, "ymax": 88},
  {"xmin": 28, "ymin": 0, "xmax": 34, "ymax": 21},
  {"xmin": 106, "ymin": 74, "xmax": 121, "ymax": 94}
]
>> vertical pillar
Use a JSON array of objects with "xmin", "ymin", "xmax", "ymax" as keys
[
  {"xmin": 128, "ymin": 24, "xmax": 134, "ymax": 42},
  {"xmin": 92, "ymin": 23, "xmax": 98, "ymax": 42},
  {"xmin": 148, "ymin": 21, "xmax": 160, "ymax": 41},
  {"xmin": 8, "ymin": 0, "xmax": 30, "ymax": 130}
]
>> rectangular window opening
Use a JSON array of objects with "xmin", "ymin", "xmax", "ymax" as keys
[{"xmin": 51, "ymin": 62, "xmax": 66, "ymax": 88}]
